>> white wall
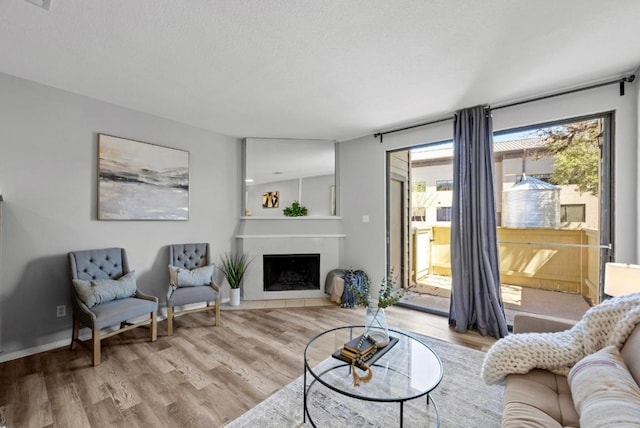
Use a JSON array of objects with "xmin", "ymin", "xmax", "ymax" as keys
[
  {"xmin": 299, "ymin": 175, "xmax": 334, "ymax": 216},
  {"xmin": 339, "ymin": 81, "xmax": 639, "ymax": 287},
  {"xmin": 0, "ymin": 73, "xmax": 241, "ymax": 357}
]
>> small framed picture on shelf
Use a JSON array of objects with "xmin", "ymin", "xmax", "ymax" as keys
[{"xmin": 262, "ymin": 191, "xmax": 279, "ymax": 208}]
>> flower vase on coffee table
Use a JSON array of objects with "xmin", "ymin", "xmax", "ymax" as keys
[{"xmin": 365, "ymin": 305, "xmax": 390, "ymax": 348}]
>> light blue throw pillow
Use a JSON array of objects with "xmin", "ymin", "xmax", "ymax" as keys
[
  {"xmin": 168, "ymin": 265, "xmax": 214, "ymax": 287},
  {"xmin": 73, "ymin": 271, "xmax": 137, "ymax": 308}
]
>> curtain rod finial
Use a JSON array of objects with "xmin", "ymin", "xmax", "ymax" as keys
[{"xmin": 620, "ymin": 74, "xmax": 635, "ymax": 96}]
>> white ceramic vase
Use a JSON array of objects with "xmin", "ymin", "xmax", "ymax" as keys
[{"xmin": 230, "ymin": 288, "xmax": 241, "ymax": 306}]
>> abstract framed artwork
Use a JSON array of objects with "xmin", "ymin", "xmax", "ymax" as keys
[
  {"xmin": 262, "ymin": 191, "xmax": 279, "ymax": 208},
  {"xmin": 98, "ymin": 134, "xmax": 189, "ymax": 220}
]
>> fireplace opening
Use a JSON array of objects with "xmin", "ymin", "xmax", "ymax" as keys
[{"xmin": 263, "ymin": 253, "xmax": 320, "ymax": 292}]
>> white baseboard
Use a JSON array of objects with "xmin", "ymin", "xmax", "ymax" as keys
[
  {"xmin": 0, "ymin": 336, "xmax": 80, "ymax": 364},
  {"xmin": 0, "ymin": 299, "xmax": 231, "ymax": 364},
  {"xmin": 0, "ymin": 313, "xmax": 167, "ymax": 364}
]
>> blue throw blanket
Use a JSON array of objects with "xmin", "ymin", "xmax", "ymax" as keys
[{"xmin": 342, "ymin": 270, "xmax": 368, "ymax": 308}]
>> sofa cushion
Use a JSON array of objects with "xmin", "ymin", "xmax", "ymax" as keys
[
  {"xmin": 168, "ymin": 264, "xmax": 213, "ymax": 287},
  {"xmin": 502, "ymin": 402, "xmax": 565, "ymax": 428},
  {"xmin": 91, "ymin": 296, "xmax": 157, "ymax": 330},
  {"xmin": 568, "ymin": 345, "xmax": 640, "ymax": 428},
  {"xmin": 73, "ymin": 271, "xmax": 137, "ymax": 308},
  {"xmin": 168, "ymin": 285, "xmax": 219, "ymax": 307},
  {"xmin": 503, "ymin": 369, "xmax": 578, "ymax": 428}
]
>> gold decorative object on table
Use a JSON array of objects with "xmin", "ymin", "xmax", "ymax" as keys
[
  {"xmin": 343, "ymin": 334, "xmax": 376, "ymax": 386},
  {"xmin": 332, "ymin": 333, "xmax": 399, "ymax": 387}
]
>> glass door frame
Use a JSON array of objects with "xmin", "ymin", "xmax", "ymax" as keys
[{"xmin": 388, "ymin": 111, "xmax": 615, "ymax": 311}]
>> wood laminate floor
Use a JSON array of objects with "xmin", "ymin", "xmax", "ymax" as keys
[{"xmin": 0, "ymin": 304, "xmax": 496, "ymax": 428}]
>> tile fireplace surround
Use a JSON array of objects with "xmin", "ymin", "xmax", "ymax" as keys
[{"xmin": 237, "ymin": 216, "xmax": 344, "ymax": 300}]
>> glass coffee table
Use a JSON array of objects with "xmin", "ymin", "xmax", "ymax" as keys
[{"xmin": 303, "ymin": 326, "xmax": 443, "ymax": 427}]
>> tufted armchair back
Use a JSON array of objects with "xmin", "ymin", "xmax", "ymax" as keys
[
  {"xmin": 169, "ymin": 243, "xmax": 210, "ymax": 269},
  {"xmin": 69, "ymin": 247, "xmax": 130, "ymax": 281}
]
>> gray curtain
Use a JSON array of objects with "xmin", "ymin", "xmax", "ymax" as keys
[{"xmin": 448, "ymin": 106, "xmax": 508, "ymax": 339}]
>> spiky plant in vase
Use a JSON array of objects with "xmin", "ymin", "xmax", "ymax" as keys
[{"xmin": 217, "ymin": 252, "xmax": 253, "ymax": 306}]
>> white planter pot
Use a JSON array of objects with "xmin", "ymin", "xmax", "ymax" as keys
[{"xmin": 230, "ymin": 288, "xmax": 241, "ymax": 306}]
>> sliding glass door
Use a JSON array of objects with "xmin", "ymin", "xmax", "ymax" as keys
[{"xmin": 391, "ymin": 112, "xmax": 613, "ymax": 321}]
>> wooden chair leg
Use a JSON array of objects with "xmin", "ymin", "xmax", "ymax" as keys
[
  {"xmin": 70, "ymin": 318, "xmax": 79, "ymax": 350},
  {"xmin": 167, "ymin": 306, "xmax": 174, "ymax": 336},
  {"xmin": 215, "ymin": 300, "xmax": 220, "ymax": 326},
  {"xmin": 92, "ymin": 329, "xmax": 101, "ymax": 366},
  {"xmin": 150, "ymin": 312, "xmax": 157, "ymax": 341}
]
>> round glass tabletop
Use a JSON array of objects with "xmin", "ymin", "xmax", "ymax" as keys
[{"xmin": 304, "ymin": 326, "xmax": 443, "ymax": 402}]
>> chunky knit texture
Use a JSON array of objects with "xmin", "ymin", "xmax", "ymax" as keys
[{"xmin": 481, "ymin": 293, "xmax": 640, "ymax": 385}]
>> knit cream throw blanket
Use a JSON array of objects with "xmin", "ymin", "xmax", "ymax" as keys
[{"xmin": 481, "ymin": 293, "xmax": 640, "ymax": 385}]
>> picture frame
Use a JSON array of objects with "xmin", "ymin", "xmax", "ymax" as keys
[
  {"xmin": 262, "ymin": 191, "xmax": 279, "ymax": 208},
  {"xmin": 98, "ymin": 134, "xmax": 189, "ymax": 220}
]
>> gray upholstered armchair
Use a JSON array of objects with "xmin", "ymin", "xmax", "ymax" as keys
[
  {"xmin": 69, "ymin": 247, "xmax": 158, "ymax": 366},
  {"xmin": 166, "ymin": 243, "xmax": 221, "ymax": 335}
]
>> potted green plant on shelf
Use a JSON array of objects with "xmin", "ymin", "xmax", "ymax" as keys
[
  {"xmin": 283, "ymin": 200, "xmax": 308, "ymax": 217},
  {"xmin": 217, "ymin": 252, "xmax": 253, "ymax": 306},
  {"xmin": 345, "ymin": 269, "xmax": 403, "ymax": 347}
]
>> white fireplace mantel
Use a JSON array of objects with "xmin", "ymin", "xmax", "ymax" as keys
[
  {"xmin": 237, "ymin": 234, "xmax": 345, "ymax": 239},
  {"xmin": 237, "ymin": 216, "xmax": 344, "ymax": 300}
]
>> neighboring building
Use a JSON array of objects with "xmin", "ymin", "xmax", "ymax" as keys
[{"xmin": 410, "ymin": 138, "xmax": 600, "ymax": 229}]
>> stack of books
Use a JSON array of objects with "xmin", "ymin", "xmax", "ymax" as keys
[
  {"xmin": 339, "ymin": 334, "xmax": 377, "ymax": 362},
  {"xmin": 332, "ymin": 334, "xmax": 399, "ymax": 371}
]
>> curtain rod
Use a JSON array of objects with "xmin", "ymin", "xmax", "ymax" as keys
[
  {"xmin": 373, "ymin": 116, "xmax": 453, "ymax": 143},
  {"xmin": 373, "ymin": 74, "xmax": 635, "ymax": 143}
]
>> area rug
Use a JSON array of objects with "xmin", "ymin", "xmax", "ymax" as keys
[{"xmin": 225, "ymin": 332, "xmax": 504, "ymax": 427}]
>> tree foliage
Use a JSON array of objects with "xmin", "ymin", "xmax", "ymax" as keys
[
  {"xmin": 534, "ymin": 119, "xmax": 602, "ymax": 196},
  {"xmin": 411, "ymin": 182, "xmax": 438, "ymax": 222}
]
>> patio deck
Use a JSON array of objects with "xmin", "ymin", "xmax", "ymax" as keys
[{"xmin": 398, "ymin": 274, "xmax": 591, "ymax": 326}]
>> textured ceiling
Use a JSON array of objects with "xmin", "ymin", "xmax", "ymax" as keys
[{"xmin": 1, "ymin": 0, "xmax": 639, "ymax": 141}]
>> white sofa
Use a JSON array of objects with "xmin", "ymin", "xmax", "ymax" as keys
[{"xmin": 501, "ymin": 313, "xmax": 640, "ymax": 427}]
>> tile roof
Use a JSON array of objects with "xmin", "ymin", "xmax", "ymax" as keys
[{"xmin": 412, "ymin": 138, "xmax": 546, "ymax": 162}]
